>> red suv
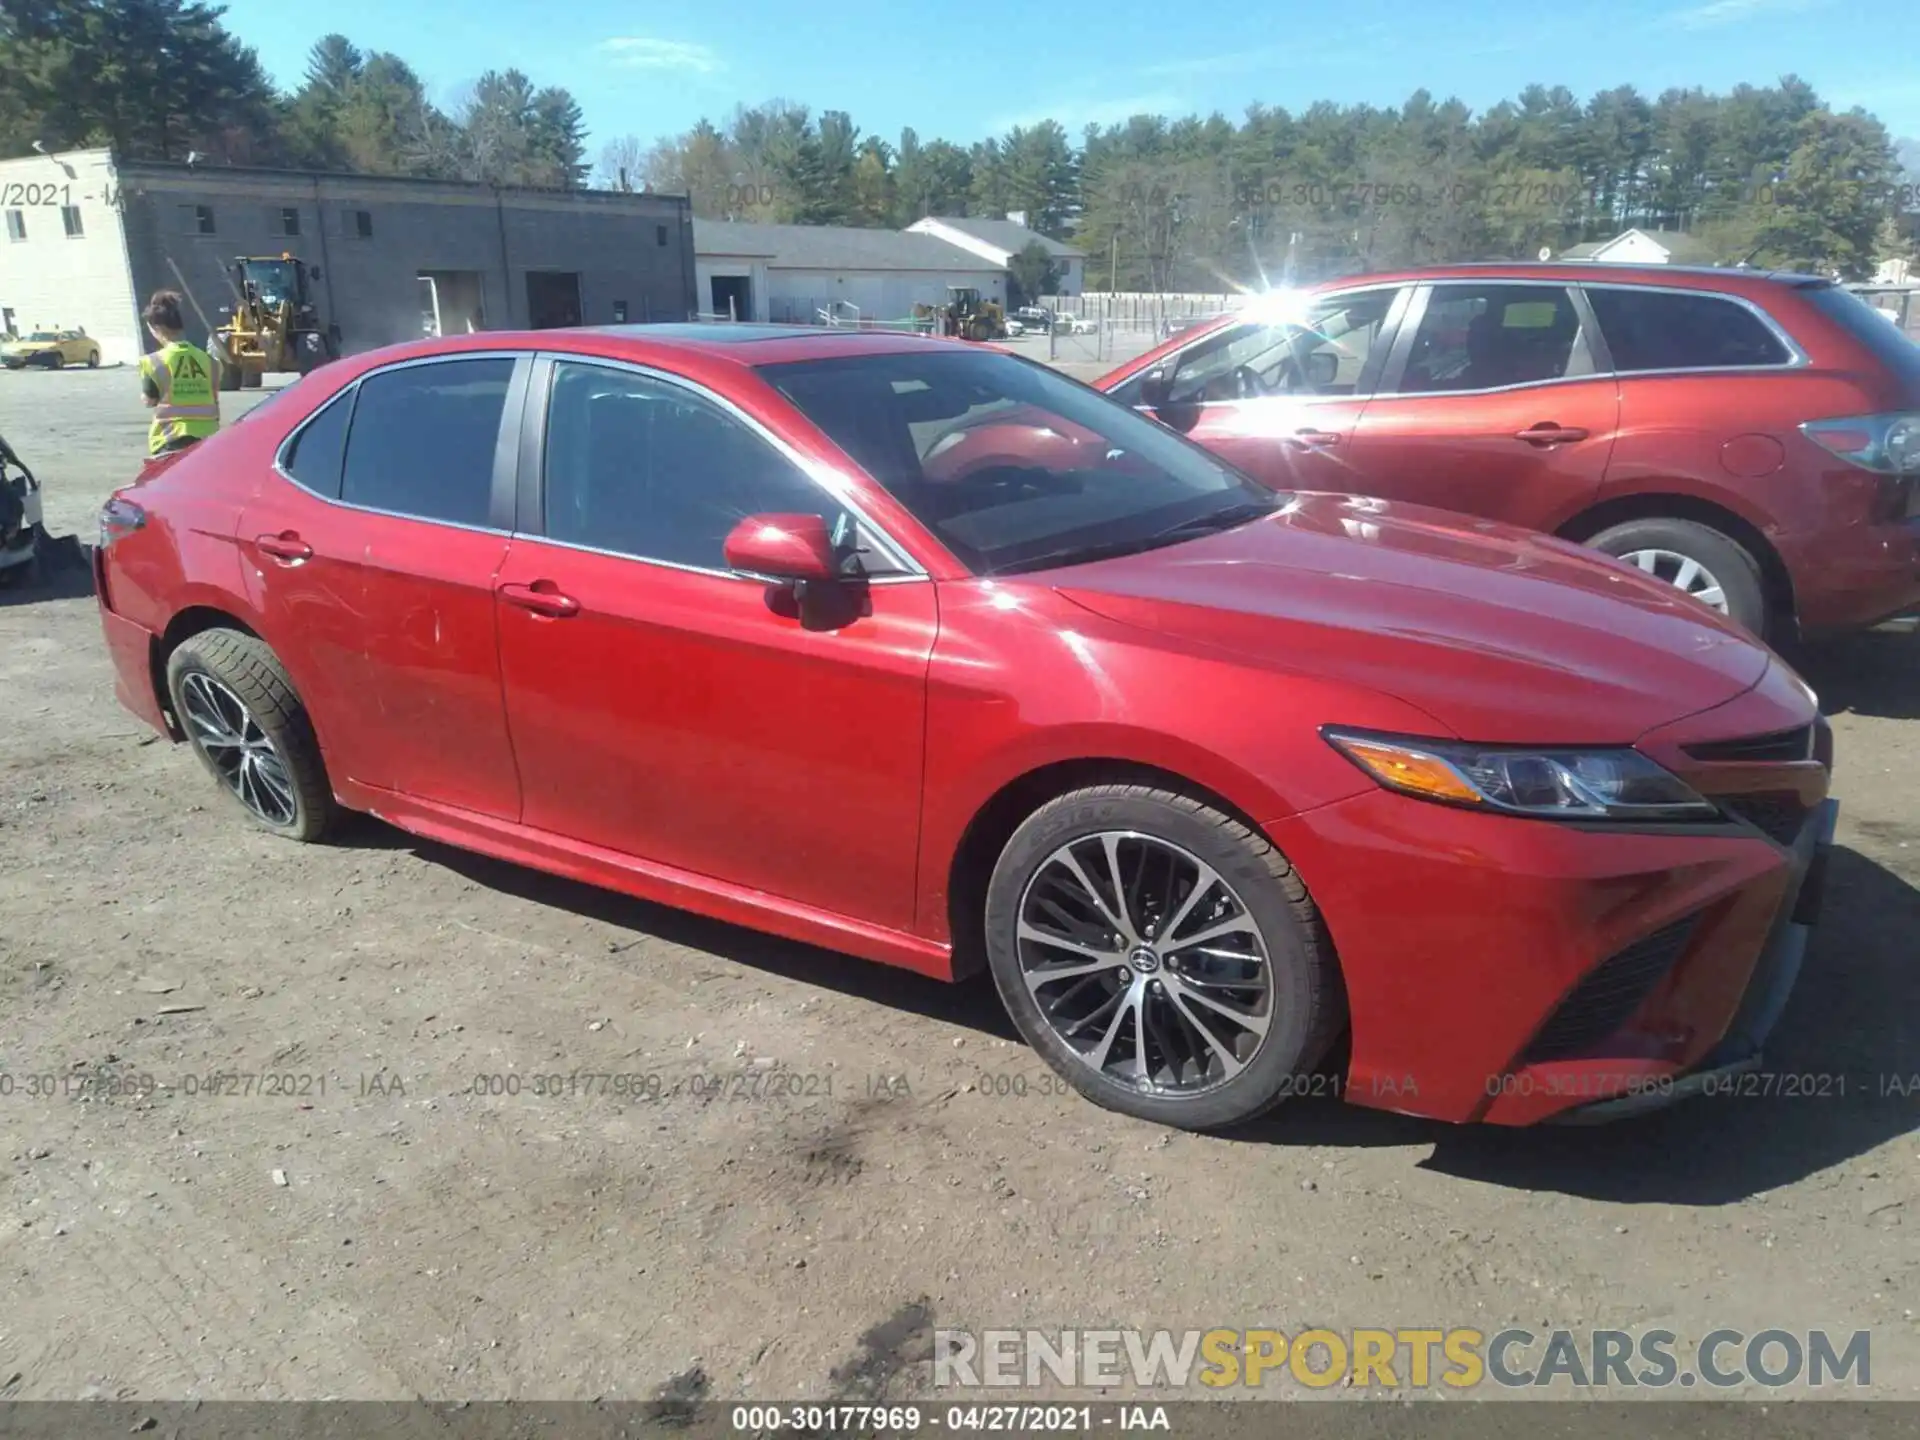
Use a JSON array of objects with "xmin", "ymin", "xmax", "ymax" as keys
[{"xmin": 1099, "ymin": 264, "xmax": 1920, "ymax": 643}]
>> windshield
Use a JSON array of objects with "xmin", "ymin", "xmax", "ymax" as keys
[
  {"xmin": 759, "ymin": 347, "xmax": 1283, "ymax": 576},
  {"xmin": 25, "ymin": 331, "xmax": 58, "ymax": 342},
  {"xmin": 241, "ymin": 260, "xmax": 299, "ymax": 305}
]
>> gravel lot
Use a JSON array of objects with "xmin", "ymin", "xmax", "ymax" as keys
[{"xmin": 2, "ymin": 365, "xmax": 1917, "ymax": 1408}]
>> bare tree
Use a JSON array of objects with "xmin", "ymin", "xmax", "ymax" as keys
[{"xmin": 597, "ymin": 133, "xmax": 646, "ymax": 191}]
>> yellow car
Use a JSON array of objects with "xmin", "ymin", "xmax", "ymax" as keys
[{"xmin": 1, "ymin": 327, "xmax": 101, "ymax": 369}]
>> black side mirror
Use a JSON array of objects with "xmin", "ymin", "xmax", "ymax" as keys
[
  {"xmin": 309, "ymin": 266, "xmax": 322, "ymax": 281},
  {"xmin": 1138, "ymin": 367, "xmax": 1174, "ymax": 408},
  {"xmin": 1307, "ymin": 350, "xmax": 1338, "ymax": 388}
]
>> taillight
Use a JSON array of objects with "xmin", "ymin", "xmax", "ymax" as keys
[
  {"xmin": 98, "ymin": 495, "xmax": 147, "ymax": 548},
  {"xmin": 1800, "ymin": 413, "xmax": 1920, "ymax": 474}
]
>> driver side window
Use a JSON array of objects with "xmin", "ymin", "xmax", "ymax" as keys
[{"xmin": 1166, "ymin": 288, "xmax": 1403, "ymax": 404}]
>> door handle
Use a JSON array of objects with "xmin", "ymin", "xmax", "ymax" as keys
[
  {"xmin": 497, "ymin": 580, "xmax": 580, "ymax": 618},
  {"xmin": 1291, "ymin": 428, "xmax": 1342, "ymax": 447},
  {"xmin": 1515, "ymin": 423, "xmax": 1590, "ymax": 445},
  {"xmin": 255, "ymin": 532, "xmax": 312, "ymax": 563}
]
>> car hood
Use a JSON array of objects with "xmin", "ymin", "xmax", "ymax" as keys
[
  {"xmin": 1045, "ymin": 492, "xmax": 1774, "ymax": 744},
  {"xmin": 1, "ymin": 339, "xmax": 54, "ymax": 352}
]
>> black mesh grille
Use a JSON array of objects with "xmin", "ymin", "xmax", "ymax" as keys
[
  {"xmin": 1521, "ymin": 916, "xmax": 1697, "ymax": 1064},
  {"xmin": 1685, "ymin": 725, "xmax": 1814, "ymax": 763},
  {"xmin": 1720, "ymin": 792, "xmax": 1810, "ymax": 846}
]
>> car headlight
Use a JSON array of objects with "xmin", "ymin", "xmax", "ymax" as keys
[{"xmin": 1322, "ymin": 728, "xmax": 1717, "ymax": 821}]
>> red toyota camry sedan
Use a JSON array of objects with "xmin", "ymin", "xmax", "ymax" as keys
[{"xmin": 95, "ymin": 324, "xmax": 1836, "ymax": 1131}]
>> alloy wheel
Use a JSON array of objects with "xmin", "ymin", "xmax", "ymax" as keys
[
  {"xmin": 178, "ymin": 671, "xmax": 299, "ymax": 826},
  {"xmin": 1619, "ymin": 547, "xmax": 1728, "ymax": 612},
  {"xmin": 1015, "ymin": 831, "xmax": 1274, "ymax": 1096}
]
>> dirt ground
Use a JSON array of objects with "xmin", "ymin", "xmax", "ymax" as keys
[{"xmin": 2, "ymin": 366, "xmax": 1918, "ymax": 1409}]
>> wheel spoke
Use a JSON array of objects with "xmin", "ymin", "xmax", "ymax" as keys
[
  {"xmin": 1671, "ymin": 556, "xmax": 1702, "ymax": 592},
  {"xmin": 1099, "ymin": 834, "xmax": 1135, "ymax": 937},
  {"xmin": 1694, "ymin": 585, "xmax": 1726, "ymax": 610},
  {"xmin": 1167, "ymin": 912, "xmax": 1259, "ymax": 953},
  {"xmin": 1054, "ymin": 847, "xmax": 1133, "ymax": 943},
  {"xmin": 1633, "ymin": 550, "xmax": 1660, "ymax": 574},
  {"xmin": 1086, "ymin": 984, "xmax": 1139, "ymax": 1070},
  {"xmin": 1174, "ymin": 979, "xmax": 1271, "ymax": 1038},
  {"xmin": 1023, "ymin": 954, "xmax": 1123, "ymax": 994},
  {"xmin": 1159, "ymin": 861, "xmax": 1223, "ymax": 946},
  {"xmin": 1164, "ymin": 986, "xmax": 1247, "ymax": 1080},
  {"xmin": 1017, "ymin": 922, "xmax": 1119, "ymax": 966}
]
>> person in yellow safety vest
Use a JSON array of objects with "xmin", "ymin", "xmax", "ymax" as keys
[{"xmin": 139, "ymin": 290, "xmax": 221, "ymax": 458}]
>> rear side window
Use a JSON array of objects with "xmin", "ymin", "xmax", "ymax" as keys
[
  {"xmin": 1392, "ymin": 284, "xmax": 1592, "ymax": 393},
  {"xmin": 1585, "ymin": 288, "xmax": 1792, "ymax": 371},
  {"xmin": 340, "ymin": 358, "xmax": 513, "ymax": 526},
  {"xmin": 1800, "ymin": 285, "xmax": 1920, "ymax": 384},
  {"xmin": 281, "ymin": 390, "xmax": 352, "ymax": 498}
]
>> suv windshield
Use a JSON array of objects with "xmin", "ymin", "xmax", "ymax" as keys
[{"xmin": 760, "ymin": 347, "xmax": 1282, "ymax": 575}]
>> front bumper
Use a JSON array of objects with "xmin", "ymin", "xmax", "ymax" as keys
[{"xmin": 1544, "ymin": 795, "xmax": 1836, "ymax": 1124}]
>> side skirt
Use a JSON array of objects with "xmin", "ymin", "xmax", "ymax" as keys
[{"xmin": 335, "ymin": 779, "xmax": 957, "ymax": 981}]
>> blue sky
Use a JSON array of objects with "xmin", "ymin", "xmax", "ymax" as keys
[{"xmin": 219, "ymin": 0, "xmax": 1920, "ymax": 157}]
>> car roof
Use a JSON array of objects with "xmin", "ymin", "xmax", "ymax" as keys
[
  {"xmin": 333, "ymin": 323, "xmax": 1007, "ymax": 375},
  {"xmin": 1316, "ymin": 261, "xmax": 1832, "ymax": 294}
]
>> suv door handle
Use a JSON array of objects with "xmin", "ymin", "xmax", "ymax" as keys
[
  {"xmin": 255, "ymin": 532, "xmax": 312, "ymax": 563},
  {"xmin": 1515, "ymin": 423, "xmax": 1589, "ymax": 445},
  {"xmin": 497, "ymin": 580, "xmax": 580, "ymax": 618},
  {"xmin": 1291, "ymin": 428, "xmax": 1342, "ymax": 447}
]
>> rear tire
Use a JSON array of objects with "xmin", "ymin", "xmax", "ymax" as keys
[
  {"xmin": 165, "ymin": 628, "xmax": 335, "ymax": 843},
  {"xmin": 86, "ymin": 350, "xmax": 100, "ymax": 368},
  {"xmin": 1587, "ymin": 517, "xmax": 1770, "ymax": 640},
  {"xmin": 983, "ymin": 784, "xmax": 1344, "ymax": 1131}
]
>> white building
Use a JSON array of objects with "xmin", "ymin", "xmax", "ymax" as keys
[
  {"xmin": 905, "ymin": 216, "xmax": 1085, "ymax": 295},
  {"xmin": 1556, "ymin": 228, "xmax": 1718, "ymax": 266},
  {"xmin": 0, "ymin": 149, "xmax": 143, "ymax": 362},
  {"xmin": 694, "ymin": 220, "xmax": 1005, "ymax": 324}
]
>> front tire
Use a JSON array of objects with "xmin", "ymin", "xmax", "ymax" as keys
[
  {"xmin": 165, "ymin": 628, "xmax": 335, "ymax": 842},
  {"xmin": 984, "ymin": 784, "xmax": 1344, "ymax": 1131},
  {"xmin": 86, "ymin": 350, "xmax": 100, "ymax": 368},
  {"xmin": 1587, "ymin": 517, "xmax": 1769, "ymax": 640}
]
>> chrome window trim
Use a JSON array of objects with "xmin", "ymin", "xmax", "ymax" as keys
[
  {"xmin": 1357, "ymin": 277, "xmax": 1809, "ymax": 400},
  {"xmin": 271, "ymin": 349, "xmax": 523, "ymax": 534},
  {"xmin": 500, "ymin": 528, "xmax": 932, "ymax": 588},
  {"xmin": 535, "ymin": 352, "xmax": 930, "ymax": 580},
  {"xmin": 1574, "ymin": 279, "xmax": 1809, "ymax": 373}
]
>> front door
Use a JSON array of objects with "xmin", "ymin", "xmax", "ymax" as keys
[
  {"xmin": 492, "ymin": 358, "xmax": 936, "ymax": 932},
  {"xmin": 1133, "ymin": 287, "xmax": 1409, "ymax": 493},
  {"xmin": 1342, "ymin": 282, "xmax": 1621, "ymax": 531}
]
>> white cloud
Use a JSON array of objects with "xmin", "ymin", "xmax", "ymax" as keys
[
  {"xmin": 1669, "ymin": 0, "xmax": 1822, "ymax": 29},
  {"xmin": 990, "ymin": 92, "xmax": 1192, "ymax": 135},
  {"xmin": 597, "ymin": 37, "xmax": 721, "ymax": 73}
]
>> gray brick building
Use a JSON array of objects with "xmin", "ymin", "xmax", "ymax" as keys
[{"xmin": 1, "ymin": 148, "xmax": 696, "ymax": 366}]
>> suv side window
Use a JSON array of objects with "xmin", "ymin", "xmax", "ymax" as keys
[
  {"xmin": 1392, "ymin": 285, "xmax": 1593, "ymax": 393},
  {"xmin": 339, "ymin": 357, "xmax": 513, "ymax": 525},
  {"xmin": 1584, "ymin": 287, "xmax": 1793, "ymax": 370},
  {"xmin": 543, "ymin": 360, "xmax": 851, "ymax": 572},
  {"xmin": 1165, "ymin": 289, "xmax": 1402, "ymax": 404}
]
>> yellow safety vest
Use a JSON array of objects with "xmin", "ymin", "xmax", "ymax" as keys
[{"xmin": 141, "ymin": 340, "xmax": 221, "ymax": 455}]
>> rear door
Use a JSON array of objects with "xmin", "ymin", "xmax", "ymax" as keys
[
  {"xmin": 1123, "ymin": 286, "xmax": 1410, "ymax": 492},
  {"xmin": 237, "ymin": 353, "xmax": 526, "ymax": 818},
  {"xmin": 491, "ymin": 356, "xmax": 936, "ymax": 932},
  {"xmin": 1341, "ymin": 281, "xmax": 1621, "ymax": 530}
]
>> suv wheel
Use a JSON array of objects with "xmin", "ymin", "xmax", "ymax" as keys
[
  {"xmin": 984, "ymin": 784, "xmax": 1344, "ymax": 1131},
  {"xmin": 1587, "ymin": 518, "xmax": 1769, "ymax": 640},
  {"xmin": 165, "ymin": 628, "xmax": 336, "ymax": 842}
]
